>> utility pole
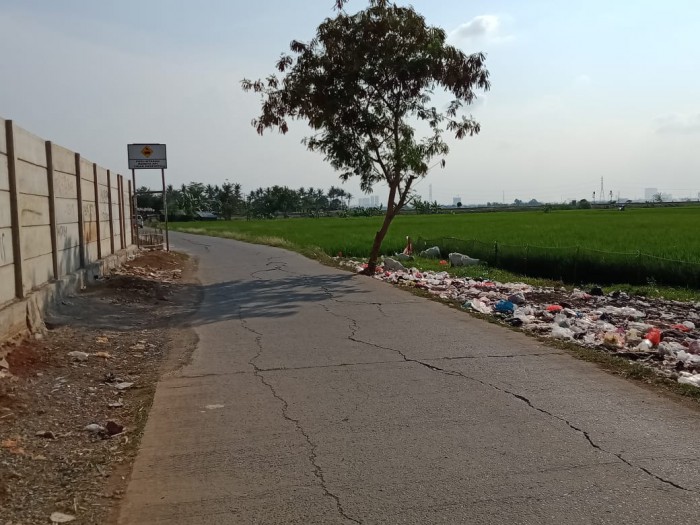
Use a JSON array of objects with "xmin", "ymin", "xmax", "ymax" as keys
[{"xmin": 600, "ymin": 177, "xmax": 604, "ymax": 204}]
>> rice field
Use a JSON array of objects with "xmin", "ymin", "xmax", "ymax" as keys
[{"xmin": 172, "ymin": 206, "xmax": 700, "ymax": 262}]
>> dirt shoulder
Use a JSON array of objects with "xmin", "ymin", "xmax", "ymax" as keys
[{"xmin": 0, "ymin": 250, "xmax": 199, "ymax": 525}]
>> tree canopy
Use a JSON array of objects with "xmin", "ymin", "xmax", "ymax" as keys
[{"xmin": 242, "ymin": 0, "xmax": 489, "ymax": 272}]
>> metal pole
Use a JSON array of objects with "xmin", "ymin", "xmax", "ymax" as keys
[
  {"xmin": 131, "ymin": 168, "xmax": 139, "ymax": 248},
  {"xmin": 161, "ymin": 168, "xmax": 170, "ymax": 252}
]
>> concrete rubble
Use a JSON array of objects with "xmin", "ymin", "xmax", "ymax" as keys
[{"xmin": 338, "ymin": 257, "xmax": 700, "ymax": 388}]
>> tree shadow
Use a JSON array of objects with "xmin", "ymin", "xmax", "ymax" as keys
[
  {"xmin": 171, "ymin": 272, "xmax": 366, "ymax": 328},
  {"xmin": 46, "ymin": 270, "xmax": 369, "ymax": 331}
]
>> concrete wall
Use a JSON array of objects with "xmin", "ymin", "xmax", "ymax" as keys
[{"xmin": 0, "ymin": 118, "xmax": 135, "ymax": 314}]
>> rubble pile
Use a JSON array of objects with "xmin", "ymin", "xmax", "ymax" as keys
[
  {"xmin": 110, "ymin": 263, "xmax": 182, "ymax": 283},
  {"xmin": 338, "ymin": 257, "xmax": 700, "ymax": 387}
]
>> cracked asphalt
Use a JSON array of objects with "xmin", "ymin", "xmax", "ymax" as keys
[{"xmin": 118, "ymin": 232, "xmax": 700, "ymax": 524}]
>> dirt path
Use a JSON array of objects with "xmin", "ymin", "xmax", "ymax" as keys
[{"xmin": 0, "ymin": 251, "xmax": 199, "ymax": 525}]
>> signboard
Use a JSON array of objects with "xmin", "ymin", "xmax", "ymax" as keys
[{"xmin": 128, "ymin": 143, "xmax": 167, "ymax": 169}]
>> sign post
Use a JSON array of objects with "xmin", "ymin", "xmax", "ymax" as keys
[{"xmin": 127, "ymin": 144, "xmax": 169, "ymax": 251}]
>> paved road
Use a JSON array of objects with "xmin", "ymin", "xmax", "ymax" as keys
[{"xmin": 118, "ymin": 232, "xmax": 700, "ymax": 524}]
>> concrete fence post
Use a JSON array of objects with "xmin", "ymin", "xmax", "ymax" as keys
[
  {"xmin": 128, "ymin": 180, "xmax": 134, "ymax": 245},
  {"xmin": 107, "ymin": 170, "xmax": 114, "ymax": 255},
  {"xmin": 45, "ymin": 141, "xmax": 58, "ymax": 280},
  {"xmin": 74, "ymin": 153, "xmax": 85, "ymax": 268},
  {"xmin": 5, "ymin": 120, "xmax": 24, "ymax": 299},
  {"xmin": 93, "ymin": 163, "xmax": 101, "ymax": 260},
  {"xmin": 117, "ymin": 175, "xmax": 125, "ymax": 249}
]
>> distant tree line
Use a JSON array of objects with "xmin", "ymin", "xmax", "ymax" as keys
[{"xmin": 135, "ymin": 182, "xmax": 354, "ymax": 220}]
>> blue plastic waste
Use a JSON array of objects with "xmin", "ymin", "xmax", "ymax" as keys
[{"xmin": 494, "ymin": 300, "xmax": 516, "ymax": 314}]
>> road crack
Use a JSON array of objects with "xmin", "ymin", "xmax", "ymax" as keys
[
  {"xmin": 239, "ymin": 307, "xmax": 362, "ymax": 524},
  {"xmin": 337, "ymin": 312, "xmax": 694, "ymax": 494}
]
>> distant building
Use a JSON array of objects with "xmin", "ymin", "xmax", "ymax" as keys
[
  {"xmin": 452, "ymin": 197, "xmax": 462, "ymax": 207},
  {"xmin": 644, "ymin": 188, "xmax": 658, "ymax": 201},
  {"xmin": 358, "ymin": 195, "xmax": 381, "ymax": 208}
]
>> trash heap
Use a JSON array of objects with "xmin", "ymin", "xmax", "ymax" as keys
[{"xmin": 338, "ymin": 257, "xmax": 700, "ymax": 388}]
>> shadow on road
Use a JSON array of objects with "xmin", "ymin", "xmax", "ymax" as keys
[{"xmin": 174, "ymin": 272, "xmax": 368, "ymax": 327}]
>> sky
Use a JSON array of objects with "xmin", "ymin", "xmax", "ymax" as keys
[{"xmin": 1, "ymin": 0, "xmax": 699, "ymax": 205}]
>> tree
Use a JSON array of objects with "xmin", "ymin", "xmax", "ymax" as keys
[{"xmin": 242, "ymin": 0, "xmax": 489, "ymax": 273}]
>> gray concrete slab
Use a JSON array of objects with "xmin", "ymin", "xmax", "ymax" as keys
[{"xmin": 118, "ymin": 232, "xmax": 700, "ymax": 524}]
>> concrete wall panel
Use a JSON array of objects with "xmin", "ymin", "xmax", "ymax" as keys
[
  {"xmin": 95, "ymin": 166, "xmax": 108, "ymax": 186},
  {"xmin": 0, "ymin": 227, "xmax": 14, "ymax": 267},
  {"xmin": 85, "ymin": 242, "xmax": 99, "ymax": 264},
  {"xmin": 56, "ymin": 222, "xmax": 80, "ymax": 250},
  {"xmin": 82, "ymin": 202, "xmax": 98, "ymax": 244},
  {"xmin": 0, "ymin": 263, "xmax": 14, "ymax": 305},
  {"xmin": 51, "ymin": 144, "xmax": 75, "ymax": 175},
  {"xmin": 16, "ymin": 160, "xmax": 49, "ymax": 197},
  {"xmin": 21, "ymin": 224, "xmax": 52, "ymax": 260},
  {"xmin": 81, "ymin": 179, "xmax": 95, "ymax": 208},
  {"xmin": 57, "ymin": 245, "xmax": 81, "ymax": 276},
  {"xmin": 55, "ymin": 198, "xmax": 79, "ymax": 225},
  {"xmin": 100, "ymin": 235, "xmax": 111, "ymax": 255},
  {"xmin": 79, "ymin": 158, "xmax": 94, "ymax": 182},
  {"xmin": 99, "ymin": 194, "xmax": 110, "ymax": 222},
  {"xmin": 54, "ymin": 171, "xmax": 77, "ymax": 200},
  {"xmin": 20, "ymin": 194, "xmax": 50, "ymax": 226},
  {"xmin": 0, "ymin": 117, "xmax": 6, "ymax": 154},
  {"xmin": 13, "ymin": 125, "xmax": 47, "ymax": 167},
  {"xmin": 0, "ymin": 154, "xmax": 8, "ymax": 191},
  {"xmin": 23, "ymin": 253, "xmax": 53, "ymax": 292},
  {"xmin": 0, "ymin": 191, "xmax": 11, "ymax": 228}
]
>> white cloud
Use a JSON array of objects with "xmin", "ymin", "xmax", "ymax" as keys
[
  {"xmin": 654, "ymin": 113, "xmax": 700, "ymax": 135},
  {"xmin": 449, "ymin": 15, "xmax": 513, "ymax": 45}
]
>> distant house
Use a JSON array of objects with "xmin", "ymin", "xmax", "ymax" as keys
[{"xmin": 195, "ymin": 211, "xmax": 218, "ymax": 221}]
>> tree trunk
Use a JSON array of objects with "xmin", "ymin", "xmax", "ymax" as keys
[{"xmin": 362, "ymin": 210, "xmax": 396, "ymax": 275}]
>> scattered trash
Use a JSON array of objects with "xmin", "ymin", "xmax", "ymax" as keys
[
  {"xmin": 552, "ymin": 326, "xmax": 575, "ymax": 340},
  {"xmin": 35, "ymin": 430, "xmax": 56, "ymax": 439},
  {"xmin": 678, "ymin": 373, "xmax": 700, "ymax": 388},
  {"xmin": 494, "ymin": 300, "xmax": 516, "ymax": 315},
  {"xmin": 109, "ymin": 400, "xmax": 124, "ymax": 408},
  {"xmin": 0, "ymin": 357, "xmax": 9, "ymax": 369},
  {"xmin": 85, "ymin": 424, "xmax": 106, "ymax": 434},
  {"xmin": 382, "ymin": 257, "xmax": 406, "ymax": 272},
  {"xmin": 205, "ymin": 404, "xmax": 226, "ymax": 410},
  {"xmin": 508, "ymin": 293, "xmax": 526, "ymax": 305},
  {"xmin": 336, "ymin": 255, "xmax": 700, "ymax": 388},
  {"xmin": 95, "ymin": 336, "xmax": 109, "ymax": 344},
  {"xmin": 448, "ymin": 253, "xmax": 481, "ymax": 267},
  {"xmin": 439, "ymin": 260, "xmax": 448, "ymax": 266},
  {"xmin": 50, "ymin": 512, "xmax": 76, "ymax": 523},
  {"xmin": 114, "ymin": 382, "xmax": 134, "ymax": 390},
  {"xmin": 94, "ymin": 351, "xmax": 112, "ymax": 359},
  {"xmin": 645, "ymin": 328, "xmax": 662, "ymax": 346},
  {"xmin": 419, "ymin": 246, "xmax": 441, "ymax": 258},
  {"xmin": 68, "ymin": 351, "xmax": 89, "ymax": 362}
]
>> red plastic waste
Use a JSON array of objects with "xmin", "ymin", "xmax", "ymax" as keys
[
  {"xmin": 439, "ymin": 260, "xmax": 448, "ymax": 266},
  {"xmin": 671, "ymin": 324, "xmax": 691, "ymax": 333},
  {"xmin": 546, "ymin": 305, "xmax": 563, "ymax": 313},
  {"xmin": 645, "ymin": 328, "xmax": 661, "ymax": 346}
]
